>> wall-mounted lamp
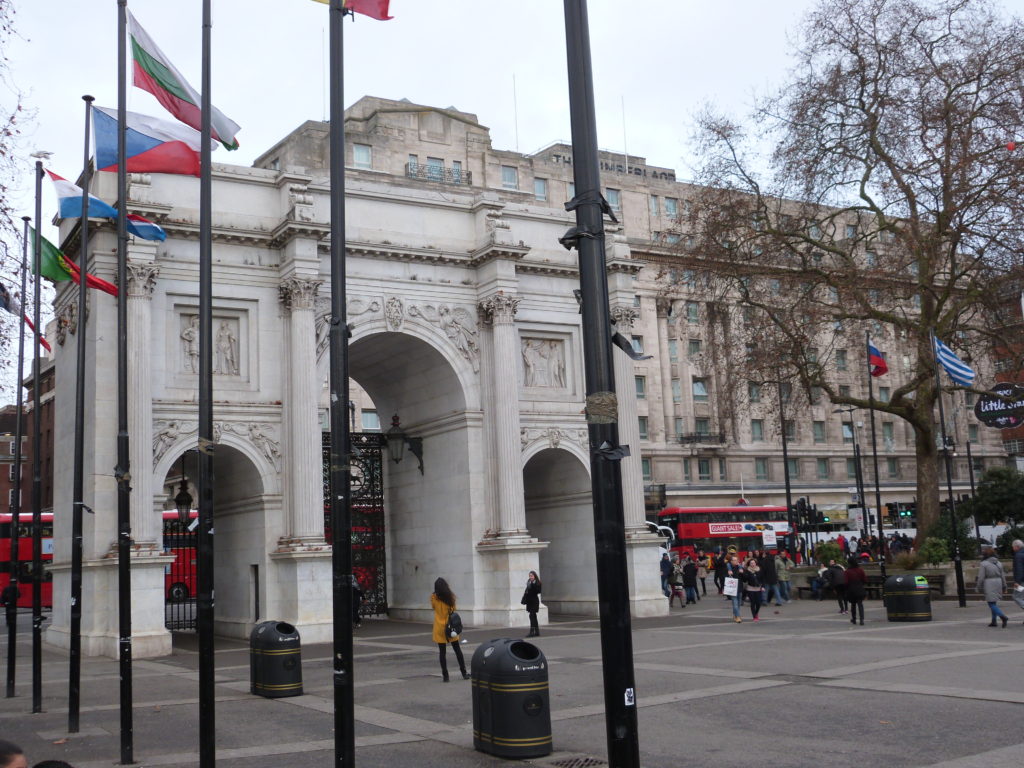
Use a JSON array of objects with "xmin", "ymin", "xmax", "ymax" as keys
[
  {"xmin": 173, "ymin": 453, "xmax": 193, "ymax": 527},
  {"xmin": 385, "ymin": 414, "xmax": 424, "ymax": 475}
]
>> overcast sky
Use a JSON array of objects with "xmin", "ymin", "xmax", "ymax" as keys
[{"xmin": 3, "ymin": 0, "xmax": 1023, "ymax": 401}]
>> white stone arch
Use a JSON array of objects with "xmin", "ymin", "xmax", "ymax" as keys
[
  {"xmin": 315, "ymin": 314, "xmax": 481, "ymax": 411},
  {"xmin": 152, "ymin": 431, "xmax": 281, "ymax": 499},
  {"xmin": 521, "ymin": 430, "xmax": 591, "ymax": 471}
]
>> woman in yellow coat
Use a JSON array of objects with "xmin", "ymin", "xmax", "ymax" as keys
[{"xmin": 431, "ymin": 577, "xmax": 468, "ymax": 682}]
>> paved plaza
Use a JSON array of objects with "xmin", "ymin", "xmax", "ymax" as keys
[{"xmin": 2, "ymin": 595, "xmax": 1023, "ymax": 768}]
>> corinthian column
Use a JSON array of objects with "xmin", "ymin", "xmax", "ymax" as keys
[
  {"xmin": 611, "ymin": 304, "xmax": 647, "ymax": 534},
  {"xmin": 127, "ymin": 262, "xmax": 160, "ymax": 546},
  {"xmin": 478, "ymin": 293, "xmax": 527, "ymax": 537},
  {"xmin": 280, "ymin": 277, "xmax": 324, "ymax": 541}
]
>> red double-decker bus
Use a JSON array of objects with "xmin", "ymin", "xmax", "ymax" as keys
[
  {"xmin": 657, "ymin": 505, "xmax": 794, "ymax": 560},
  {"xmin": 0, "ymin": 512, "xmax": 54, "ymax": 609}
]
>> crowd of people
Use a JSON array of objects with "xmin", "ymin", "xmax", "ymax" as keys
[{"xmin": 807, "ymin": 531, "xmax": 915, "ymax": 564}]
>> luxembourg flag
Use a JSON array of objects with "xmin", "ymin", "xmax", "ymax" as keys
[
  {"xmin": 46, "ymin": 169, "xmax": 118, "ymax": 220},
  {"xmin": 127, "ymin": 214, "xmax": 167, "ymax": 242},
  {"xmin": 94, "ymin": 106, "xmax": 207, "ymax": 177},
  {"xmin": 867, "ymin": 339, "xmax": 888, "ymax": 377}
]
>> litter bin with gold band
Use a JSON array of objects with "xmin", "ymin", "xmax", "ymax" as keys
[
  {"xmin": 471, "ymin": 638, "xmax": 552, "ymax": 758},
  {"xmin": 884, "ymin": 574, "xmax": 932, "ymax": 621},
  {"xmin": 250, "ymin": 621, "xmax": 303, "ymax": 697}
]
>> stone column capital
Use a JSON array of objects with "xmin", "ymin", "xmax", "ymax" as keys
[
  {"xmin": 610, "ymin": 305, "xmax": 640, "ymax": 331},
  {"xmin": 655, "ymin": 297, "xmax": 674, "ymax": 318},
  {"xmin": 478, "ymin": 293, "xmax": 521, "ymax": 325},
  {"xmin": 279, "ymin": 276, "xmax": 323, "ymax": 311},
  {"xmin": 126, "ymin": 263, "xmax": 159, "ymax": 298}
]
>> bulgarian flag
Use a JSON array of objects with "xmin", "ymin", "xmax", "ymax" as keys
[
  {"xmin": 310, "ymin": 0, "xmax": 393, "ymax": 20},
  {"xmin": 127, "ymin": 10, "xmax": 241, "ymax": 151},
  {"xmin": 31, "ymin": 227, "xmax": 119, "ymax": 298}
]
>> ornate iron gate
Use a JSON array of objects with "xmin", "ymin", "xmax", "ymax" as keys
[
  {"xmin": 163, "ymin": 517, "xmax": 197, "ymax": 631},
  {"xmin": 323, "ymin": 432, "xmax": 388, "ymax": 616}
]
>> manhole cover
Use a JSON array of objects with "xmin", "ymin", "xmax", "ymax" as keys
[{"xmin": 549, "ymin": 758, "xmax": 608, "ymax": 768}]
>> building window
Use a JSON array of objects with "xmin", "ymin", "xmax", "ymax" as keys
[
  {"xmin": 634, "ymin": 376, "xmax": 646, "ymax": 400},
  {"xmin": 784, "ymin": 420, "xmax": 796, "ymax": 440},
  {"xmin": 817, "ymin": 458, "xmax": 830, "ymax": 479},
  {"xmin": 633, "ymin": 294, "xmax": 641, "ymax": 307},
  {"xmin": 683, "ymin": 458, "xmax": 691, "ymax": 481},
  {"xmin": 968, "ymin": 424, "xmax": 979, "ymax": 443},
  {"xmin": 665, "ymin": 198, "xmax": 678, "ymax": 218},
  {"xmin": 836, "ymin": 349, "xmax": 847, "ymax": 371},
  {"xmin": 451, "ymin": 160, "xmax": 463, "ymax": 182},
  {"xmin": 649, "ymin": 195, "xmax": 659, "ymax": 216},
  {"xmin": 426, "ymin": 156, "xmax": 444, "ymax": 181},
  {"xmin": 878, "ymin": 387, "xmax": 890, "ymax": 403},
  {"xmin": 719, "ymin": 458, "xmax": 727, "ymax": 481},
  {"xmin": 606, "ymin": 188, "xmax": 621, "ymax": 211},
  {"xmin": 692, "ymin": 378, "xmax": 709, "ymax": 402},
  {"xmin": 846, "ymin": 224, "xmax": 857, "ymax": 239},
  {"xmin": 846, "ymin": 458, "xmax": 858, "ymax": 479},
  {"xmin": 568, "ymin": 182, "xmax": 575, "ymax": 199},
  {"xmin": 668, "ymin": 339, "xmax": 679, "ymax": 363},
  {"xmin": 501, "ymin": 165, "xmax": 519, "ymax": 190},
  {"xmin": 755, "ymin": 458, "xmax": 769, "ymax": 481},
  {"xmin": 674, "ymin": 418, "xmax": 684, "ymax": 438},
  {"xmin": 698, "ymin": 458, "xmax": 712, "ymax": 481},
  {"xmin": 672, "ymin": 379, "xmax": 682, "ymax": 403},
  {"xmin": 865, "ymin": 251, "xmax": 877, "ymax": 267},
  {"xmin": 686, "ymin": 301, "xmax": 699, "ymax": 323},
  {"xmin": 748, "ymin": 382, "xmax": 761, "ymax": 403},
  {"xmin": 786, "ymin": 458, "xmax": 800, "ymax": 478},
  {"xmin": 839, "ymin": 385, "xmax": 851, "ymax": 398},
  {"xmin": 964, "ymin": 392, "xmax": 976, "ymax": 407},
  {"xmin": 630, "ymin": 336, "xmax": 644, "ymax": 354},
  {"xmin": 7, "ymin": 464, "xmax": 15, "ymax": 482},
  {"xmin": 779, "ymin": 382, "xmax": 792, "ymax": 402},
  {"xmin": 641, "ymin": 458, "xmax": 652, "ymax": 481},
  {"xmin": 353, "ymin": 143, "xmax": 372, "ymax": 169},
  {"xmin": 887, "ymin": 458, "xmax": 900, "ymax": 478},
  {"xmin": 813, "ymin": 421, "xmax": 826, "ymax": 443},
  {"xmin": 408, "ymin": 153, "xmax": 418, "ymax": 169},
  {"xmin": 842, "ymin": 422, "xmax": 854, "ymax": 444},
  {"xmin": 688, "ymin": 338, "xmax": 702, "ymax": 356},
  {"xmin": 361, "ymin": 410, "xmax": 381, "ymax": 432},
  {"xmin": 638, "ymin": 416, "xmax": 648, "ymax": 440},
  {"xmin": 695, "ymin": 417, "xmax": 710, "ymax": 436},
  {"xmin": 751, "ymin": 419, "xmax": 764, "ymax": 442},
  {"xmin": 534, "ymin": 177, "xmax": 548, "ymax": 201},
  {"xmin": 810, "ymin": 386, "xmax": 823, "ymax": 405}
]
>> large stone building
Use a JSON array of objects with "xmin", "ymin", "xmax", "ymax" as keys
[{"xmin": 42, "ymin": 95, "xmax": 1008, "ymax": 657}]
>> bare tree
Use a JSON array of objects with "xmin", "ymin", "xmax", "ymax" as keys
[{"xmin": 667, "ymin": 0, "xmax": 1024, "ymax": 534}]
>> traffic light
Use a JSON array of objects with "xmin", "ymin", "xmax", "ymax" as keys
[
  {"xmin": 795, "ymin": 497, "xmax": 807, "ymax": 525},
  {"xmin": 822, "ymin": 513, "xmax": 831, "ymax": 523}
]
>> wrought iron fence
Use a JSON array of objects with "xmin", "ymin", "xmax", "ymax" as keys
[{"xmin": 405, "ymin": 162, "xmax": 472, "ymax": 186}]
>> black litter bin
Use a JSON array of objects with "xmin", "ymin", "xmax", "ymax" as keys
[
  {"xmin": 471, "ymin": 637, "xmax": 552, "ymax": 759},
  {"xmin": 884, "ymin": 574, "xmax": 932, "ymax": 622},
  {"xmin": 250, "ymin": 621, "xmax": 303, "ymax": 697}
]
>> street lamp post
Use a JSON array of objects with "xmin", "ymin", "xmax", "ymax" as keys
[
  {"xmin": 835, "ymin": 408, "xmax": 868, "ymax": 544},
  {"xmin": 778, "ymin": 383, "xmax": 795, "ymax": 555}
]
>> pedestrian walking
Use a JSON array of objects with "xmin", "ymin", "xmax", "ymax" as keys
[
  {"xmin": 521, "ymin": 570, "xmax": 542, "ymax": 636},
  {"xmin": 760, "ymin": 550, "xmax": 780, "ymax": 606},
  {"xmin": 660, "ymin": 552, "xmax": 673, "ymax": 598},
  {"xmin": 714, "ymin": 551, "xmax": 728, "ymax": 595},
  {"xmin": 775, "ymin": 551, "xmax": 792, "ymax": 604},
  {"xmin": 696, "ymin": 555, "xmax": 708, "ymax": 597},
  {"xmin": 975, "ymin": 547, "xmax": 1009, "ymax": 628},
  {"xmin": 431, "ymin": 578, "xmax": 469, "ymax": 681},
  {"xmin": 724, "ymin": 555, "xmax": 745, "ymax": 623},
  {"xmin": 845, "ymin": 557, "xmax": 867, "ymax": 626},
  {"xmin": 350, "ymin": 574, "xmax": 364, "ymax": 628},
  {"xmin": 743, "ymin": 557, "xmax": 765, "ymax": 622},
  {"xmin": 1011, "ymin": 539, "xmax": 1024, "ymax": 623},
  {"xmin": 682, "ymin": 555, "xmax": 699, "ymax": 604},
  {"xmin": 668, "ymin": 556, "xmax": 685, "ymax": 607},
  {"xmin": 827, "ymin": 559, "xmax": 848, "ymax": 614}
]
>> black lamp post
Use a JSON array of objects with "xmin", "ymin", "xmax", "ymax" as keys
[
  {"xmin": 174, "ymin": 455, "xmax": 193, "ymax": 528},
  {"xmin": 385, "ymin": 414, "xmax": 424, "ymax": 474}
]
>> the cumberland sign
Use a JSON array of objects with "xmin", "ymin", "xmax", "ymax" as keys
[{"xmin": 974, "ymin": 382, "xmax": 1024, "ymax": 429}]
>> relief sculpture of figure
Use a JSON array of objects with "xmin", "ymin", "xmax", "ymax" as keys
[
  {"xmin": 522, "ymin": 339, "xmax": 566, "ymax": 388},
  {"xmin": 438, "ymin": 306, "xmax": 478, "ymax": 361},
  {"xmin": 153, "ymin": 421, "xmax": 180, "ymax": 463},
  {"xmin": 214, "ymin": 320, "xmax": 239, "ymax": 375},
  {"xmin": 181, "ymin": 316, "xmax": 199, "ymax": 373},
  {"xmin": 248, "ymin": 423, "xmax": 281, "ymax": 467}
]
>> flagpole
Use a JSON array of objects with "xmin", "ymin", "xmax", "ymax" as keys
[
  {"xmin": 930, "ymin": 332, "xmax": 967, "ymax": 607},
  {"xmin": 778, "ymin": 382, "xmax": 795, "ymax": 555},
  {"xmin": 328, "ymin": 2, "xmax": 355, "ymax": 766},
  {"xmin": 197, "ymin": 1, "xmax": 217, "ymax": 765},
  {"xmin": 68, "ymin": 94, "xmax": 95, "ymax": 734},
  {"xmin": 115, "ymin": 1, "xmax": 135, "ymax": 762},
  {"xmin": 865, "ymin": 332, "xmax": 886, "ymax": 578},
  {"xmin": 4, "ymin": 217, "xmax": 30, "ymax": 699},
  {"xmin": 31, "ymin": 159, "xmax": 44, "ymax": 715},
  {"xmin": 562, "ymin": 2, "xmax": 640, "ymax": 766}
]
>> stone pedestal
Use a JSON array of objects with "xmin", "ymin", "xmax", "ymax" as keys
[
  {"xmin": 474, "ymin": 537, "xmax": 549, "ymax": 627},
  {"xmin": 267, "ymin": 550, "xmax": 334, "ymax": 644},
  {"xmin": 625, "ymin": 531, "xmax": 670, "ymax": 617}
]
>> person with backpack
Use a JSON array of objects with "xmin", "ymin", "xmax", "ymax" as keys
[
  {"xmin": 826, "ymin": 559, "xmax": 848, "ymax": 615},
  {"xmin": 431, "ymin": 577, "xmax": 468, "ymax": 682},
  {"xmin": 845, "ymin": 557, "xmax": 867, "ymax": 625}
]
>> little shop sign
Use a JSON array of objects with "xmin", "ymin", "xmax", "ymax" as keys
[{"xmin": 974, "ymin": 382, "xmax": 1024, "ymax": 429}]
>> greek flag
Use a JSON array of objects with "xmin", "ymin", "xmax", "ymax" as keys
[{"xmin": 933, "ymin": 335, "xmax": 975, "ymax": 387}]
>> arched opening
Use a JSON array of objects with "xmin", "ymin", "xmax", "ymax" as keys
[
  {"xmin": 523, "ymin": 448, "xmax": 596, "ymax": 616},
  {"xmin": 159, "ymin": 442, "xmax": 266, "ymax": 637},
  {"xmin": 321, "ymin": 329, "xmax": 476, "ymax": 621}
]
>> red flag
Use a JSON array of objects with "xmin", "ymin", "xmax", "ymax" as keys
[
  {"xmin": 62, "ymin": 255, "xmax": 119, "ymax": 298},
  {"xmin": 23, "ymin": 315, "xmax": 52, "ymax": 353},
  {"xmin": 311, "ymin": 0, "xmax": 393, "ymax": 20}
]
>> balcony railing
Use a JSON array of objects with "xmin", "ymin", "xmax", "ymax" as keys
[
  {"xmin": 405, "ymin": 162, "xmax": 472, "ymax": 186},
  {"xmin": 677, "ymin": 432, "xmax": 727, "ymax": 445}
]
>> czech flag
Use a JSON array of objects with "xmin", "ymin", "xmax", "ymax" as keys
[
  {"xmin": 46, "ymin": 170, "xmax": 118, "ymax": 220},
  {"xmin": 867, "ymin": 339, "xmax": 888, "ymax": 377},
  {"xmin": 94, "ymin": 106, "xmax": 208, "ymax": 177}
]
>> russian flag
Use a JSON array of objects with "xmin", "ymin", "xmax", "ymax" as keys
[
  {"xmin": 94, "ymin": 106, "xmax": 206, "ymax": 177},
  {"xmin": 46, "ymin": 170, "xmax": 118, "ymax": 220},
  {"xmin": 867, "ymin": 339, "xmax": 888, "ymax": 377}
]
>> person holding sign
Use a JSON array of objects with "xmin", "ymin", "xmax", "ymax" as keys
[{"xmin": 724, "ymin": 556, "xmax": 745, "ymax": 623}]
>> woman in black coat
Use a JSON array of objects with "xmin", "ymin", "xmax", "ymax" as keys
[{"xmin": 522, "ymin": 571, "xmax": 542, "ymax": 637}]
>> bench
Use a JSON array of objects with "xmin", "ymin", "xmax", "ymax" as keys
[{"xmin": 797, "ymin": 573, "xmax": 945, "ymax": 600}]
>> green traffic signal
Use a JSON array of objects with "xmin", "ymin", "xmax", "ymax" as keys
[{"xmin": 822, "ymin": 515, "xmax": 830, "ymax": 522}]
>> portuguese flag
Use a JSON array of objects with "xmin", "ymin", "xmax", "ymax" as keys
[
  {"xmin": 31, "ymin": 228, "xmax": 119, "ymax": 298},
  {"xmin": 127, "ymin": 10, "xmax": 241, "ymax": 151}
]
